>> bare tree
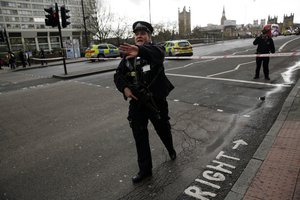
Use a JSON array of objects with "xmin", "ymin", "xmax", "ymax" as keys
[
  {"xmin": 84, "ymin": 0, "xmax": 114, "ymax": 43},
  {"xmin": 152, "ymin": 21, "xmax": 178, "ymax": 42},
  {"xmin": 112, "ymin": 16, "xmax": 131, "ymax": 45}
]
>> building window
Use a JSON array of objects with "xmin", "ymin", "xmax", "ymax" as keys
[
  {"xmin": 72, "ymin": 24, "xmax": 82, "ymax": 29},
  {"xmin": 17, "ymin": 3, "xmax": 31, "ymax": 9},
  {"xmin": 50, "ymin": 37, "xmax": 59, "ymax": 43},
  {"xmin": 7, "ymin": 24, "xmax": 21, "ymax": 29},
  {"xmin": 20, "ymin": 17, "xmax": 34, "ymax": 22},
  {"xmin": 0, "ymin": 2, "xmax": 16, "ymax": 7},
  {"xmin": 2, "ymin": 9, "xmax": 18, "ymax": 15},
  {"xmin": 10, "ymin": 38, "xmax": 22, "ymax": 45},
  {"xmin": 38, "ymin": 37, "xmax": 48, "ymax": 43},
  {"xmin": 51, "ymin": 44, "xmax": 60, "ymax": 49},
  {"xmin": 33, "ymin": 11, "xmax": 44, "ymax": 16},
  {"xmin": 32, "ymin": 4, "xmax": 44, "ymax": 10},
  {"xmin": 18, "ymin": 10, "xmax": 32, "ymax": 16},
  {"xmin": 24, "ymin": 38, "xmax": 36, "ymax": 51},
  {"xmin": 34, "ymin": 17, "xmax": 44, "ymax": 23},
  {"xmin": 5, "ymin": 16, "xmax": 19, "ymax": 22},
  {"xmin": 44, "ymin": 0, "xmax": 56, "ymax": 3},
  {"xmin": 39, "ymin": 44, "xmax": 49, "ymax": 51},
  {"xmin": 36, "ymin": 24, "xmax": 46, "ymax": 29},
  {"xmin": 21, "ymin": 24, "xmax": 34, "ymax": 29}
]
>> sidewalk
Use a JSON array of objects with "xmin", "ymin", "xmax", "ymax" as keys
[
  {"xmin": 226, "ymin": 79, "xmax": 300, "ymax": 200},
  {"xmin": 5, "ymin": 57, "xmax": 118, "ymax": 79}
]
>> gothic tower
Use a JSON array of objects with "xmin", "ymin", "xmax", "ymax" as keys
[
  {"xmin": 267, "ymin": 15, "xmax": 278, "ymax": 24},
  {"xmin": 283, "ymin": 13, "xmax": 294, "ymax": 30},
  {"xmin": 221, "ymin": 6, "xmax": 226, "ymax": 25},
  {"xmin": 178, "ymin": 6, "xmax": 191, "ymax": 36}
]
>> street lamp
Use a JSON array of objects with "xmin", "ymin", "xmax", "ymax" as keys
[{"xmin": 149, "ymin": 0, "xmax": 151, "ymax": 23}]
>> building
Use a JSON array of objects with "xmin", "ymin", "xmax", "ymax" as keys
[
  {"xmin": 282, "ymin": 13, "xmax": 294, "ymax": 31},
  {"xmin": 266, "ymin": 14, "xmax": 294, "ymax": 34},
  {"xmin": 253, "ymin": 19, "xmax": 266, "ymax": 27},
  {"xmin": 178, "ymin": 6, "xmax": 191, "ymax": 37},
  {"xmin": 0, "ymin": 0, "xmax": 95, "ymax": 54},
  {"xmin": 221, "ymin": 7, "xmax": 238, "ymax": 39},
  {"xmin": 267, "ymin": 15, "xmax": 278, "ymax": 24},
  {"xmin": 220, "ymin": 6, "xmax": 226, "ymax": 25}
]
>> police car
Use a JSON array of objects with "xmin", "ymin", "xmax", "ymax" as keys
[
  {"xmin": 164, "ymin": 40, "xmax": 193, "ymax": 56},
  {"xmin": 85, "ymin": 44, "xmax": 120, "ymax": 61}
]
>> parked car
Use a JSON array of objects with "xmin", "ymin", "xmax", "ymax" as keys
[
  {"xmin": 85, "ymin": 44, "xmax": 120, "ymax": 61},
  {"xmin": 283, "ymin": 29, "xmax": 293, "ymax": 36},
  {"xmin": 164, "ymin": 40, "xmax": 193, "ymax": 56}
]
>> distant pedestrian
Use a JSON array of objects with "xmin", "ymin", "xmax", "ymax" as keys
[
  {"xmin": 0, "ymin": 58, "xmax": 4, "ymax": 69},
  {"xmin": 39, "ymin": 48, "xmax": 47, "ymax": 66},
  {"xmin": 19, "ymin": 49, "xmax": 26, "ymax": 68},
  {"xmin": 253, "ymin": 24, "xmax": 275, "ymax": 80},
  {"xmin": 8, "ymin": 51, "xmax": 16, "ymax": 69},
  {"xmin": 25, "ymin": 51, "xmax": 31, "ymax": 66}
]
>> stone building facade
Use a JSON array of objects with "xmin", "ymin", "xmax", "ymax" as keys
[{"xmin": 178, "ymin": 6, "xmax": 191, "ymax": 37}]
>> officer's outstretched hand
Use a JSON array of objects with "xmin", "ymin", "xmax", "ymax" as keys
[
  {"xmin": 124, "ymin": 87, "xmax": 138, "ymax": 100},
  {"xmin": 120, "ymin": 43, "xmax": 139, "ymax": 59}
]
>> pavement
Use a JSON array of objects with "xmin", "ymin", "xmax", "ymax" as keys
[
  {"xmin": 3, "ymin": 57, "xmax": 118, "ymax": 79},
  {"xmin": 225, "ymin": 79, "xmax": 300, "ymax": 200},
  {"xmin": 1, "ymin": 58, "xmax": 300, "ymax": 200}
]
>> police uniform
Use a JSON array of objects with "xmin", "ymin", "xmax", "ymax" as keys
[{"xmin": 114, "ymin": 21, "xmax": 176, "ymax": 183}]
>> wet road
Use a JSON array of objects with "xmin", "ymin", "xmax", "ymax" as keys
[{"xmin": 0, "ymin": 36, "xmax": 300, "ymax": 200}]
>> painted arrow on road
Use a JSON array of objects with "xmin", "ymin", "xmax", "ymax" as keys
[{"xmin": 232, "ymin": 139, "xmax": 248, "ymax": 150}]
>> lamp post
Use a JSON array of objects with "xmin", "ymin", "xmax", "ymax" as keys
[
  {"xmin": 81, "ymin": 0, "xmax": 89, "ymax": 49},
  {"xmin": 149, "ymin": 0, "xmax": 151, "ymax": 23}
]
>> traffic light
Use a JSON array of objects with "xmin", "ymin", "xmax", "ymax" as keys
[
  {"xmin": 61, "ymin": 5, "xmax": 71, "ymax": 28},
  {"xmin": 0, "ymin": 30, "xmax": 4, "ymax": 42},
  {"xmin": 44, "ymin": 7, "xmax": 54, "ymax": 26},
  {"xmin": 44, "ymin": 6, "xmax": 59, "ymax": 27}
]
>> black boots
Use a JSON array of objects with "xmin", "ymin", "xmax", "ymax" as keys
[
  {"xmin": 169, "ymin": 149, "xmax": 177, "ymax": 161},
  {"xmin": 132, "ymin": 171, "xmax": 152, "ymax": 183}
]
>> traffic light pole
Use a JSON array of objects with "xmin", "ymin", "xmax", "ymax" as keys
[
  {"xmin": 1, "ymin": 28, "xmax": 11, "ymax": 52},
  {"xmin": 81, "ymin": 0, "xmax": 89, "ymax": 49},
  {"xmin": 55, "ymin": 3, "xmax": 68, "ymax": 75}
]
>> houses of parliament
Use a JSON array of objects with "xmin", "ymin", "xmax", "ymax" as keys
[{"xmin": 178, "ymin": 6, "xmax": 298, "ymax": 39}]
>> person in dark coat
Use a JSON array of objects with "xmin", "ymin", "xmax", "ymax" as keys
[
  {"xmin": 25, "ymin": 51, "xmax": 31, "ymax": 66},
  {"xmin": 39, "ymin": 48, "xmax": 47, "ymax": 66},
  {"xmin": 114, "ymin": 21, "xmax": 176, "ymax": 184},
  {"xmin": 253, "ymin": 24, "xmax": 275, "ymax": 80},
  {"xmin": 8, "ymin": 51, "xmax": 16, "ymax": 69},
  {"xmin": 18, "ymin": 49, "xmax": 26, "ymax": 68},
  {"xmin": 0, "ymin": 58, "xmax": 4, "ymax": 69}
]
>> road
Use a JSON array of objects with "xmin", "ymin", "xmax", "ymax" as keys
[{"xmin": 0, "ymin": 35, "xmax": 300, "ymax": 200}]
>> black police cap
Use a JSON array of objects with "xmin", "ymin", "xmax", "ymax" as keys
[{"xmin": 132, "ymin": 21, "xmax": 153, "ymax": 34}]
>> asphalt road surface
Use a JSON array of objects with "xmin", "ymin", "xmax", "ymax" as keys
[{"xmin": 0, "ymin": 36, "xmax": 300, "ymax": 200}]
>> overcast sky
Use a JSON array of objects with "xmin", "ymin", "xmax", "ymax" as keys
[{"xmin": 104, "ymin": 0, "xmax": 300, "ymax": 28}]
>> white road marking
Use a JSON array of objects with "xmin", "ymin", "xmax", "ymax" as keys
[
  {"xmin": 278, "ymin": 37, "xmax": 300, "ymax": 52},
  {"xmin": 166, "ymin": 58, "xmax": 217, "ymax": 71},
  {"xmin": 166, "ymin": 73, "xmax": 291, "ymax": 87},
  {"xmin": 207, "ymin": 61, "xmax": 255, "ymax": 77},
  {"xmin": 232, "ymin": 139, "xmax": 248, "ymax": 150}
]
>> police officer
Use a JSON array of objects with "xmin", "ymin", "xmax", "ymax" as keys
[
  {"xmin": 114, "ymin": 21, "xmax": 176, "ymax": 183},
  {"xmin": 253, "ymin": 24, "xmax": 275, "ymax": 80}
]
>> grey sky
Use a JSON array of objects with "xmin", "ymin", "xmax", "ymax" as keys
[{"xmin": 105, "ymin": 0, "xmax": 300, "ymax": 28}]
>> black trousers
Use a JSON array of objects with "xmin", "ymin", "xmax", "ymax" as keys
[
  {"xmin": 128, "ymin": 97, "xmax": 174, "ymax": 174},
  {"xmin": 255, "ymin": 57, "xmax": 270, "ymax": 78}
]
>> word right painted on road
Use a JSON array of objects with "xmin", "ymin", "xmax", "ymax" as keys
[{"xmin": 183, "ymin": 139, "xmax": 248, "ymax": 200}]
